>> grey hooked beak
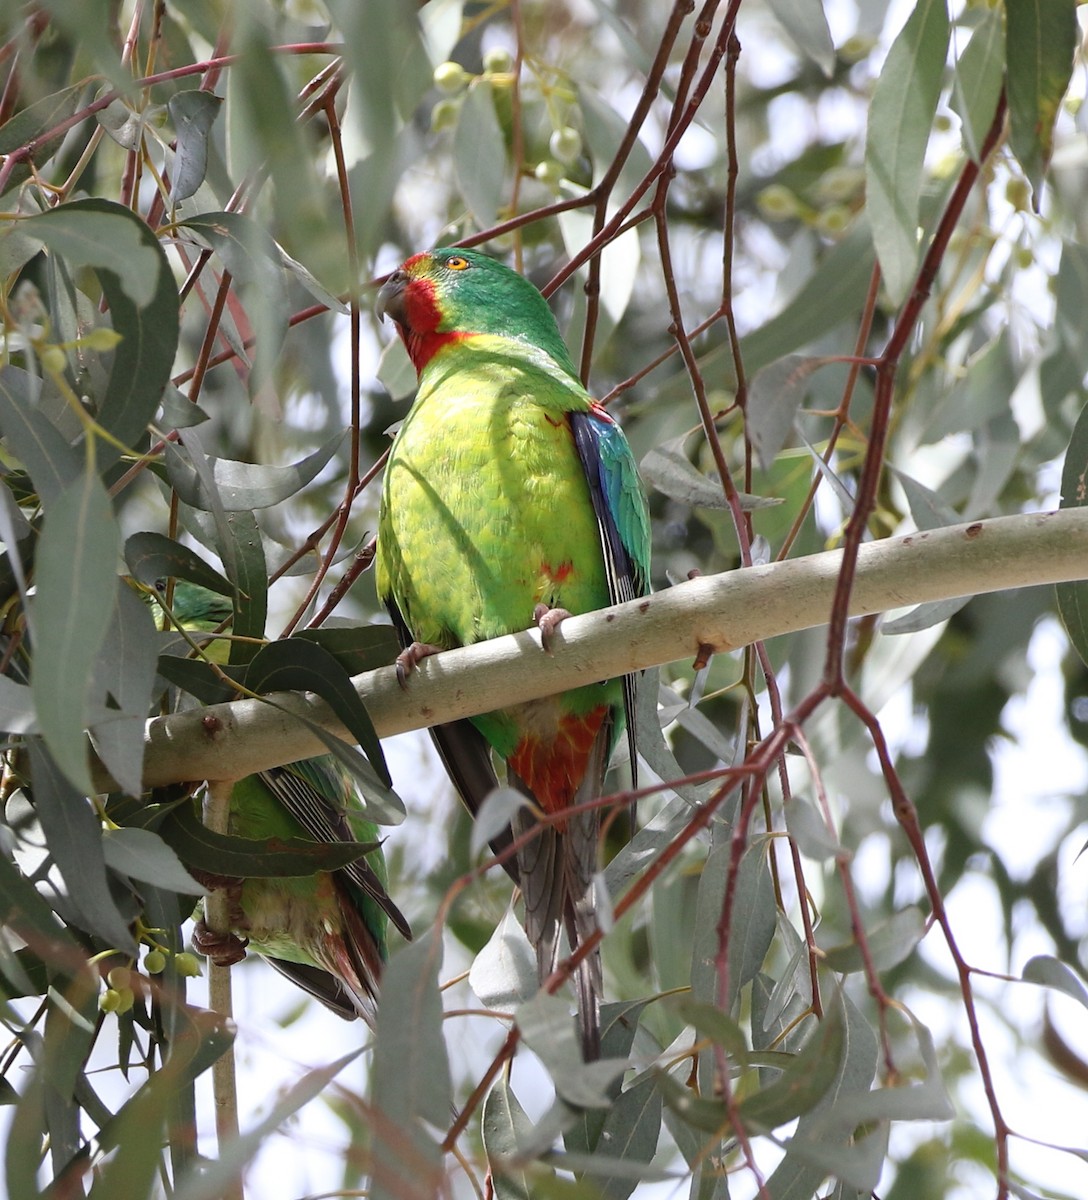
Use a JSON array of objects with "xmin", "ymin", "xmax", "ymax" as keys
[{"xmin": 376, "ymin": 269, "xmax": 409, "ymax": 326}]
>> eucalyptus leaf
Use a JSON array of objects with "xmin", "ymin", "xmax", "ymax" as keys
[
  {"xmin": 30, "ymin": 468, "xmax": 120, "ymax": 792},
  {"xmin": 370, "ymin": 929, "xmax": 449, "ymax": 1200},
  {"xmin": 864, "ymin": 0, "xmax": 949, "ymax": 303},
  {"xmin": 27, "ymin": 740, "xmax": 137, "ymax": 954},
  {"xmin": 167, "ymin": 430, "xmax": 347, "ymax": 511},
  {"xmin": 168, "ymin": 90, "xmax": 222, "ymax": 203}
]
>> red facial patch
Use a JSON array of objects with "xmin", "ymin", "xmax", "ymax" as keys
[
  {"xmin": 509, "ymin": 706, "xmax": 609, "ymax": 825},
  {"xmin": 395, "ymin": 268, "xmax": 469, "ymax": 371}
]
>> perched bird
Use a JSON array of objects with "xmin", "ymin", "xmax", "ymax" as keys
[
  {"xmin": 161, "ymin": 582, "xmax": 410, "ymax": 1025},
  {"xmin": 374, "ymin": 248, "xmax": 650, "ymax": 1057}
]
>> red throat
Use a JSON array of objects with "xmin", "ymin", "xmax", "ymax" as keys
[
  {"xmin": 395, "ymin": 269, "xmax": 467, "ymax": 371},
  {"xmin": 509, "ymin": 707, "xmax": 610, "ymax": 826}
]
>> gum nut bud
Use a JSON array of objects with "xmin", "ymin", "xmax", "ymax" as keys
[
  {"xmin": 115, "ymin": 987, "xmax": 135, "ymax": 1014},
  {"xmin": 99, "ymin": 988, "xmax": 121, "ymax": 1013},
  {"xmin": 433, "ymin": 61, "xmax": 469, "ymax": 94},
  {"xmin": 39, "ymin": 345, "xmax": 66, "ymax": 373},
  {"xmin": 757, "ymin": 184, "xmax": 800, "ymax": 220},
  {"xmin": 430, "ymin": 99, "xmax": 460, "ymax": 133},
  {"xmin": 174, "ymin": 952, "xmax": 203, "ymax": 977},
  {"xmin": 82, "ymin": 327, "xmax": 124, "ymax": 352},
  {"xmin": 482, "ymin": 46, "xmax": 513, "ymax": 74},
  {"xmin": 549, "ymin": 126, "xmax": 582, "ymax": 164},
  {"xmin": 1005, "ymin": 178, "xmax": 1030, "ymax": 210},
  {"xmin": 144, "ymin": 950, "xmax": 167, "ymax": 974},
  {"xmin": 534, "ymin": 159, "xmax": 565, "ymax": 186},
  {"xmin": 107, "ymin": 967, "xmax": 131, "ymax": 990}
]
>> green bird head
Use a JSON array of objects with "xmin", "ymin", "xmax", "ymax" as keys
[{"xmin": 376, "ymin": 247, "xmax": 580, "ymax": 379}]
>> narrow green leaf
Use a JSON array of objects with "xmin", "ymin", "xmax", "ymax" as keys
[
  {"xmin": 158, "ymin": 800, "xmax": 380, "ymax": 878},
  {"xmin": 172, "ymin": 1046, "xmax": 361, "ymax": 1200},
  {"xmin": 101, "ymin": 828, "xmax": 202, "ymax": 893},
  {"xmin": 0, "ymin": 84, "xmax": 83, "ymax": 188},
  {"xmin": 294, "ymin": 624, "xmax": 401, "ymax": 675},
  {"xmin": 166, "ymin": 430, "xmax": 347, "ymax": 511},
  {"xmin": 1022, "ymin": 954, "xmax": 1088, "ymax": 1010},
  {"xmin": 484, "ymin": 1080, "xmax": 544, "ymax": 1200},
  {"xmin": 245, "ymin": 636, "xmax": 390, "ymax": 786},
  {"xmin": 455, "ymin": 82, "xmax": 506, "ymax": 228},
  {"xmin": 766, "ymin": 0, "xmax": 835, "ymax": 76},
  {"xmin": 950, "ymin": 8, "xmax": 1004, "ymax": 163},
  {"xmin": 655, "ymin": 1068, "xmax": 727, "ymax": 1135},
  {"xmin": 0, "ymin": 366, "xmax": 81, "ymax": 507},
  {"xmin": 820, "ymin": 907, "xmax": 926, "ymax": 974},
  {"xmin": 591, "ymin": 1072, "xmax": 663, "ymax": 1200},
  {"xmin": 168, "ymin": 91, "xmax": 222, "ymax": 202},
  {"xmin": 30, "ymin": 468, "xmax": 121, "ymax": 792},
  {"xmin": 1007, "ymin": 0, "xmax": 1077, "ymax": 194},
  {"xmin": 864, "ymin": 0, "xmax": 949, "ymax": 303},
  {"xmin": 518, "ymin": 990, "xmax": 627, "ymax": 1108},
  {"xmin": 0, "ymin": 847, "xmax": 81, "ymax": 974},
  {"xmin": 748, "ymin": 355, "xmax": 826, "ymax": 472},
  {"xmin": 640, "ymin": 437, "xmax": 779, "ymax": 511},
  {"xmin": 738, "ymin": 1003, "xmax": 844, "ymax": 1130},
  {"xmin": 371, "ymin": 929, "xmax": 449, "ymax": 1200},
  {"xmin": 124, "ymin": 531, "xmax": 234, "ymax": 595},
  {"xmin": 28, "ymin": 740, "xmax": 137, "ymax": 954},
  {"xmin": 21, "ymin": 197, "xmax": 163, "ymax": 308}
]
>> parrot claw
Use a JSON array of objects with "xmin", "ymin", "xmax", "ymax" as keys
[
  {"xmin": 395, "ymin": 641, "xmax": 445, "ymax": 688},
  {"xmin": 533, "ymin": 604, "xmax": 572, "ymax": 653},
  {"xmin": 192, "ymin": 918, "xmax": 250, "ymax": 967}
]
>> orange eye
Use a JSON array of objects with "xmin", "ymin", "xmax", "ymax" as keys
[{"xmin": 446, "ymin": 255, "xmax": 470, "ymax": 270}]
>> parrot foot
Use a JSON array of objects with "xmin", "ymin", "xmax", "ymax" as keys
[
  {"xmin": 395, "ymin": 641, "xmax": 445, "ymax": 688},
  {"xmin": 192, "ymin": 918, "xmax": 249, "ymax": 967},
  {"xmin": 533, "ymin": 603, "xmax": 572, "ymax": 653}
]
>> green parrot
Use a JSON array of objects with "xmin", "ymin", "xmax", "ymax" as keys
[
  {"xmin": 161, "ymin": 582, "xmax": 411, "ymax": 1025},
  {"xmin": 374, "ymin": 248, "xmax": 651, "ymax": 1057}
]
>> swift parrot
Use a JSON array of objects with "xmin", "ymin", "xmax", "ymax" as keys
[
  {"xmin": 162, "ymin": 582, "xmax": 410, "ymax": 1025},
  {"xmin": 374, "ymin": 248, "xmax": 650, "ymax": 1057}
]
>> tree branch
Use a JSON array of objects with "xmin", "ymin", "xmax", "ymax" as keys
[{"xmin": 93, "ymin": 508, "xmax": 1088, "ymax": 794}]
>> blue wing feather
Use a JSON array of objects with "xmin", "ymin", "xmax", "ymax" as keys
[{"xmin": 569, "ymin": 406, "xmax": 651, "ymax": 785}]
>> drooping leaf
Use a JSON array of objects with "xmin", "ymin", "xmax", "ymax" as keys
[
  {"xmin": 517, "ymin": 989, "xmax": 627, "ymax": 1109},
  {"xmin": 28, "ymin": 199, "xmax": 179, "ymax": 456},
  {"xmin": 864, "ymin": 0, "xmax": 949, "ymax": 303},
  {"xmin": 166, "ymin": 429, "xmax": 347, "ymax": 511},
  {"xmin": 469, "ymin": 905, "xmax": 537, "ymax": 1011},
  {"xmin": 124, "ymin": 531, "xmax": 234, "ymax": 596},
  {"xmin": 27, "ymin": 740, "xmax": 137, "ymax": 954},
  {"xmin": 1022, "ymin": 954, "xmax": 1088, "ymax": 1011},
  {"xmin": 293, "ymin": 624, "xmax": 401, "ymax": 676},
  {"xmin": 101, "ymin": 828, "xmax": 202, "ymax": 893},
  {"xmin": 640, "ymin": 437, "xmax": 779, "ymax": 512},
  {"xmin": 950, "ymin": 8, "xmax": 1004, "ymax": 163},
  {"xmin": 370, "ymin": 929, "xmax": 449, "ymax": 1200},
  {"xmin": 158, "ymin": 799, "xmax": 380, "ymax": 878},
  {"xmin": 30, "ymin": 467, "xmax": 121, "ymax": 792},
  {"xmin": 0, "ymin": 367, "xmax": 81, "ymax": 508},
  {"xmin": 766, "ymin": 0, "xmax": 835, "ymax": 76},
  {"xmin": 820, "ymin": 907, "xmax": 926, "ymax": 975},
  {"xmin": 1007, "ymin": 0, "xmax": 1077, "ymax": 196},
  {"xmin": 748, "ymin": 355, "xmax": 825, "ymax": 472},
  {"xmin": 167, "ymin": 91, "xmax": 222, "ymax": 203},
  {"xmin": 454, "ymin": 82, "xmax": 506, "ymax": 229},
  {"xmin": 484, "ymin": 1080, "xmax": 545, "ymax": 1200},
  {"xmin": 245, "ymin": 636, "xmax": 390, "ymax": 785}
]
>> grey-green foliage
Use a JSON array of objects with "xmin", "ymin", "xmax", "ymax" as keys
[{"xmin": 0, "ymin": 1, "xmax": 1085, "ymax": 1198}]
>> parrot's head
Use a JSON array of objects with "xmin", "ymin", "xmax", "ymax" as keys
[{"xmin": 376, "ymin": 247, "xmax": 579, "ymax": 378}]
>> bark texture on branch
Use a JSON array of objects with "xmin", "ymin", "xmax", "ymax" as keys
[{"xmin": 90, "ymin": 508, "xmax": 1087, "ymax": 793}]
